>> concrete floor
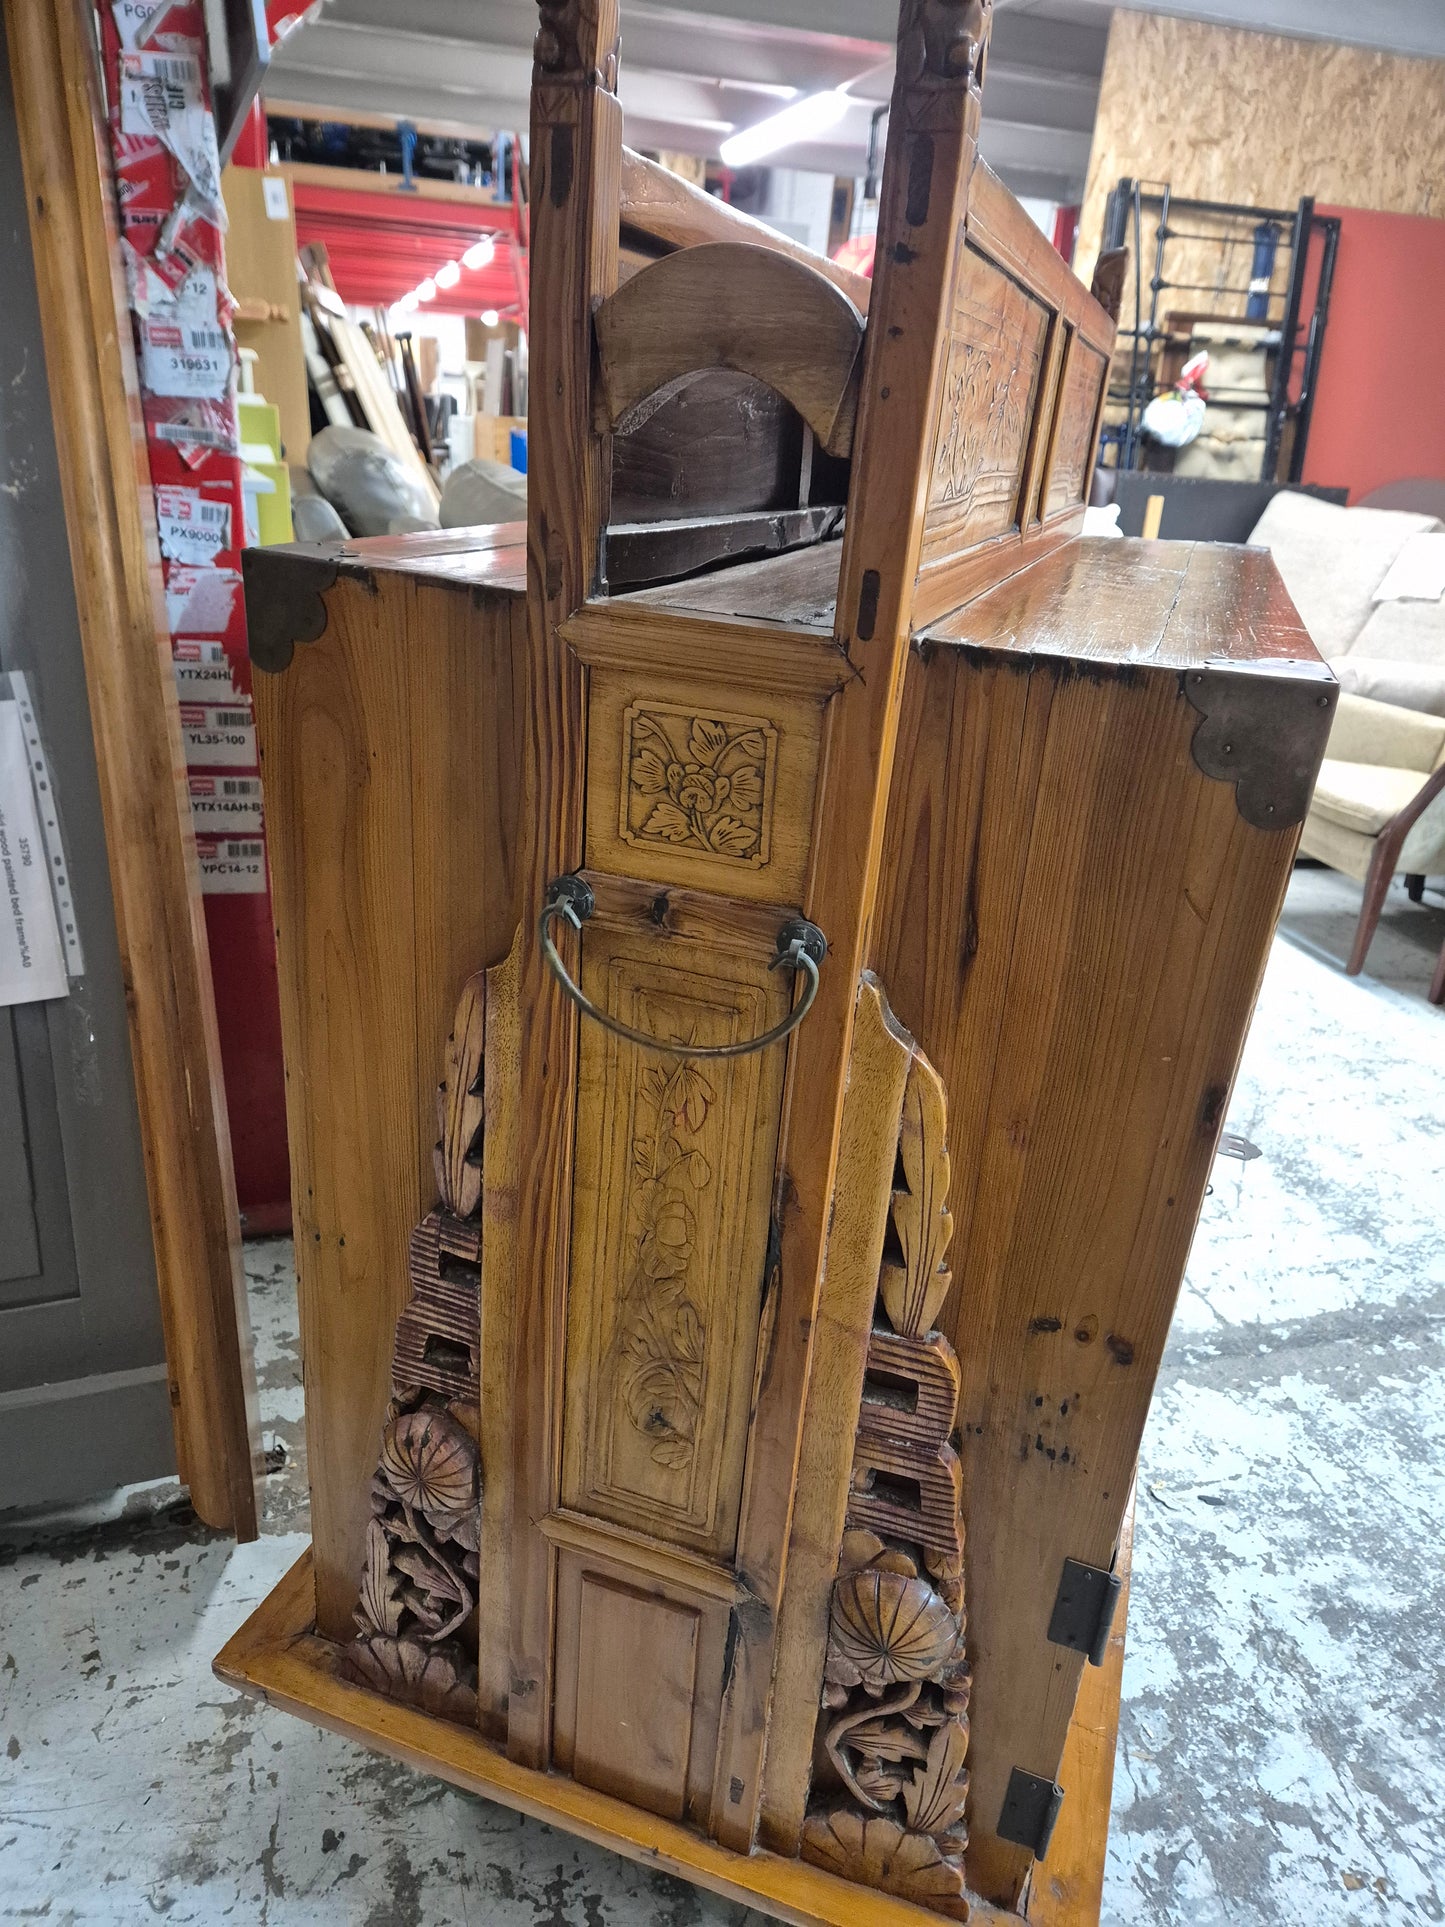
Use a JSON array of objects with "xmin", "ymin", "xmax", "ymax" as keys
[{"xmin": 1, "ymin": 866, "xmax": 1442, "ymax": 1926}]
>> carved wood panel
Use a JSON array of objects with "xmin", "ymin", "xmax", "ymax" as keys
[
  {"xmin": 920, "ymin": 244, "xmax": 1051, "ymax": 573},
  {"xmin": 340, "ymin": 974, "xmax": 488, "ymax": 1729},
  {"xmin": 560, "ymin": 911, "xmax": 789, "ymax": 1558},
  {"xmin": 801, "ymin": 1040, "xmax": 972, "ymax": 1920},
  {"xmin": 1045, "ymin": 333, "xmax": 1109, "ymax": 518},
  {"xmin": 585, "ymin": 667, "xmax": 824, "ymax": 904},
  {"xmin": 620, "ymin": 701, "xmax": 778, "ymax": 868}
]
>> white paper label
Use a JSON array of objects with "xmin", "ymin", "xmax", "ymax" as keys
[
  {"xmin": 166, "ymin": 565, "xmax": 241, "ymax": 635},
  {"xmin": 263, "ymin": 176, "xmax": 290, "ymax": 221},
  {"xmin": 172, "ymin": 641, "xmax": 238, "ymax": 701},
  {"xmin": 180, "ymin": 700, "xmax": 256, "ymax": 769},
  {"xmin": 113, "ymin": 0, "xmax": 177, "ymax": 51},
  {"xmin": 155, "ymin": 486, "xmax": 232, "ymax": 565},
  {"xmin": 119, "ymin": 50, "xmax": 222, "ymax": 214},
  {"xmin": 140, "ymin": 313, "xmax": 231, "ymax": 399},
  {"xmin": 189, "ymin": 774, "xmax": 264, "ymax": 836},
  {"xmin": 197, "ymin": 836, "xmax": 267, "ymax": 895},
  {"xmin": 151, "ymin": 410, "xmax": 240, "ymax": 457},
  {"xmin": 0, "ymin": 702, "xmax": 68, "ymax": 1004}
]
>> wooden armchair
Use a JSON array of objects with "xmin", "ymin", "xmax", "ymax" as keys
[
  {"xmin": 1299, "ymin": 691, "xmax": 1445, "ymax": 1002},
  {"xmin": 228, "ymin": 5, "xmax": 1338, "ymax": 1922}
]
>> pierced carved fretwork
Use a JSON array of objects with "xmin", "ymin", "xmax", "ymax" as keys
[
  {"xmin": 434, "ymin": 974, "xmax": 486, "ymax": 1219},
  {"xmin": 802, "ymin": 1040, "xmax": 972, "ymax": 1919},
  {"xmin": 341, "ymin": 978, "xmax": 487, "ymax": 1726}
]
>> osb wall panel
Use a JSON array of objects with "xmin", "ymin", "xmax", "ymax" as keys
[{"xmin": 1076, "ymin": 11, "xmax": 1445, "ymax": 285}]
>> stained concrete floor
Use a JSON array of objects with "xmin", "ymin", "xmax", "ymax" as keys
[{"xmin": 1, "ymin": 864, "xmax": 1442, "ymax": 1926}]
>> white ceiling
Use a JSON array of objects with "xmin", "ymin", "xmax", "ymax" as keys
[{"xmin": 265, "ymin": 0, "xmax": 1445, "ymax": 206}]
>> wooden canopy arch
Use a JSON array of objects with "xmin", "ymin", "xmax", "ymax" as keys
[{"xmin": 594, "ymin": 242, "xmax": 865, "ymax": 457}]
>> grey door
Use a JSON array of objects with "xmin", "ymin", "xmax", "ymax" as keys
[{"xmin": 0, "ymin": 13, "xmax": 175, "ymax": 1511}]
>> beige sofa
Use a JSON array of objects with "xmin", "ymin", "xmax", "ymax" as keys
[
  {"xmin": 1248, "ymin": 491, "xmax": 1445, "ymax": 998},
  {"xmin": 1248, "ymin": 490, "xmax": 1445, "ymax": 712}
]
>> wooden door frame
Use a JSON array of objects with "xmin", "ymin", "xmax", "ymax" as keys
[{"xmin": 5, "ymin": 0, "xmax": 261, "ymax": 1537}]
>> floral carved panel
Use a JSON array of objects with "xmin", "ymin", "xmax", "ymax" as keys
[
  {"xmin": 621, "ymin": 703, "xmax": 778, "ymax": 870},
  {"xmin": 562, "ymin": 929, "xmax": 789, "ymax": 1559}
]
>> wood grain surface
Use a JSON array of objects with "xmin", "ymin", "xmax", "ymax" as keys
[
  {"xmin": 619, "ymin": 146, "xmax": 872, "ymax": 311},
  {"xmin": 709, "ymin": 0, "xmax": 996, "ymax": 1857},
  {"xmin": 222, "ymin": 164, "xmax": 311, "ymax": 464},
  {"xmin": 1076, "ymin": 11, "xmax": 1445, "ymax": 283},
  {"xmin": 216, "ymin": 1550, "xmax": 1031, "ymax": 1927},
  {"xmin": 253, "ymin": 565, "xmax": 523, "ymax": 1634},
  {"xmin": 759, "ymin": 977, "xmax": 915, "ymax": 1851},
  {"xmin": 508, "ymin": 0, "xmax": 623, "ymax": 1771},
  {"xmin": 8, "ymin": 0, "xmax": 260, "ymax": 1535},
  {"xmin": 1026, "ymin": 1494, "xmax": 1135, "ymax": 1926},
  {"xmin": 595, "ymin": 243, "xmax": 864, "ymax": 456},
  {"xmin": 560, "ymin": 902, "xmax": 789, "ymax": 1556},
  {"xmin": 477, "ymin": 936, "xmax": 521, "ymax": 1735},
  {"xmin": 922, "ymin": 536, "xmax": 1325, "ymax": 670},
  {"xmin": 873, "ymin": 628, "xmax": 1326, "ymax": 1904}
]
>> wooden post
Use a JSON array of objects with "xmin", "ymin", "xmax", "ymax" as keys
[
  {"xmin": 710, "ymin": 0, "xmax": 996, "ymax": 1848},
  {"xmin": 508, "ymin": 0, "xmax": 623, "ymax": 1770},
  {"xmin": 5, "ymin": 0, "xmax": 260, "ymax": 1536}
]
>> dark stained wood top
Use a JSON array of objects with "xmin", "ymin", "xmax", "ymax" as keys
[
  {"xmin": 622, "ymin": 537, "xmax": 843, "ymax": 633},
  {"xmin": 268, "ymin": 523, "xmax": 528, "ymax": 595},
  {"xmin": 922, "ymin": 538, "xmax": 1329, "ymax": 677}
]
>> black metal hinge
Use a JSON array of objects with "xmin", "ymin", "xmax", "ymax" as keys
[
  {"xmin": 1047, "ymin": 1557, "xmax": 1123, "ymax": 1668},
  {"xmin": 997, "ymin": 1767, "xmax": 1065, "ymax": 1861}
]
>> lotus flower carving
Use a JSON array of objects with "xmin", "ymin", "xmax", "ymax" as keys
[
  {"xmin": 342, "ymin": 1634, "xmax": 476, "ymax": 1724},
  {"xmin": 801, "ymin": 1810, "xmax": 970, "ymax": 1920},
  {"xmin": 827, "ymin": 1567, "xmax": 961, "ymax": 1696},
  {"xmin": 378, "ymin": 1407, "xmax": 478, "ymax": 1526}
]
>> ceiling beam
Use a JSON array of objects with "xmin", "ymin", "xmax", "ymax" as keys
[{"xmin": 1015, "ymin": 0, "xmax": 1445, "ymax": 60}]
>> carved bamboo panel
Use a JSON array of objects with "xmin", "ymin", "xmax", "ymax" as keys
[
  {"xmin": 340, "ymin": 973, "xmax": 491, "ymax": 1727},
  {"xmin": 801, "ymin": 1040, "xmax": 973, "ymax": 1920}
]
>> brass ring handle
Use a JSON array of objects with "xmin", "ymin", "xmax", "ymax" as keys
[{"xmin": 539, "ymin": 875, "xmax": 827, "ymax": 1061}]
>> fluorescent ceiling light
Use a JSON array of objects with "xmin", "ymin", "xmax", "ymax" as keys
[
  {"xmin": 462, "ymin": 236, "xmax": 495, "ymax": 270},
  {"xmin": 417, "ymin": 277, "xmax": 438, "ymax": 302},
  {"xmin": 435, "ymin": 259, "xmax": 462, "ymax": 289},
  {"xmin": 720, "ymin": 90, "xmax": 850, "ymax": 168},
  {"xmin": 480, "ymin": 308, "xmax": 501, "ymax": 327}
]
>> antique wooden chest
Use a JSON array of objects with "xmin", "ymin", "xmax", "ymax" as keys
[{"xmin": 221, "ymin": 5, "xmax": 1335, "ymax": 1921}]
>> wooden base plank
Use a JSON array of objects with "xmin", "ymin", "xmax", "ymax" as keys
[{"xmin": 215, "ymin": 1550, "xmax": 1027, "ymax": 1927}]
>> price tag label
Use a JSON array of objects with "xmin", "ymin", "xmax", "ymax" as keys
[
  {"xmin": 189, "ymin": 774, "xmax": 264, "ymax": 836},
  {"xmin": 119, "ymin": 50, "xmax": 222, "ymax": 214},
  {"xmin": 155, "ymin": 486, "xmax": 231, "ymax": 565},
  {"xmin": 196, "ymin": 835, "xmax": 267, "ymax": 895},
  {"xmin": 179, "ymin": 699, "xmax": 255, "ymax": 770},
  {"xmin": 140, "ymin": 314, "xmax": 231, "ymax": 398},
  {"xmin": 172, "ymin": 640, "xmax": 236, "ymax": 700}
]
